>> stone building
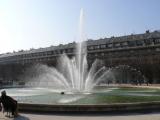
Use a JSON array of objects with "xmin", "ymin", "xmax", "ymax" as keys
[{"xmin": 0, "ymin": 30, "xmax": 160, "ymax": 85}]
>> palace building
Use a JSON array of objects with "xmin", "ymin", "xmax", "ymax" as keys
[{"xmin": 0, "ymin": 30, "xmax": 160, "ymax": 85}]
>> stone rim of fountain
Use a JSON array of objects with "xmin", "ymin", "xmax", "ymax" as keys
[{"xmin": 18, "ymin": 101, "xmax": 160, "ymax": 113}]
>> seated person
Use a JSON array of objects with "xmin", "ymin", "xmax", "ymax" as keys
[{"xmin": 0, "ymin": 90, "xmax": 18, "ymax": 117}]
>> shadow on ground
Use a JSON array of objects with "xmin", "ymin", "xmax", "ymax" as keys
[{"xmin": 13, "ymin": 115, "xmax": 30, "ymax": 120}]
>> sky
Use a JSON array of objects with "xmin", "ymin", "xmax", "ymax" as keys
[{"xmin": 0, "ymin": 0, "xmax": 160, "ymax": 53}]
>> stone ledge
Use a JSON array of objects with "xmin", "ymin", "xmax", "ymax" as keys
[{"xmin": 18, "ymin": 101, "xmax": 160, "ymax": 113}]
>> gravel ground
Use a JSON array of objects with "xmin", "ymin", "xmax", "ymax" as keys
[{"xmin": 0, "ymin": 112, "xmax": 160, "ymax": 120}]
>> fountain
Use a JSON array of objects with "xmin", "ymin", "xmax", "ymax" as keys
[
  {"xmin": 1, "ymin": 9, "xmax": 159, "ymax": 113},
  {"xmin": 24, "ymin": 8, "xmax": 111, "ymax": 93}
]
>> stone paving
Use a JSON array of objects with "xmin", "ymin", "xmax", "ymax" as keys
[{"xmin": 0, "ymin": 112, "xmax": 160, "ymax": 120}]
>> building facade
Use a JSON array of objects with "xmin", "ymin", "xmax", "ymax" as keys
[{"xmin": 0, "ymin": 30, "xmax": 160, "ymax": 85}]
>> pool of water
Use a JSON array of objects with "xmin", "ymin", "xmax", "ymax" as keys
[{"xmin": 1, "ymin": 86, "xmax": 160, "ymax": 104}]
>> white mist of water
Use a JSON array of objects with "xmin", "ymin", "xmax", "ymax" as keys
[{"xmin": 25, "ymin": 9, "xmax": 112, "ymax": 93}]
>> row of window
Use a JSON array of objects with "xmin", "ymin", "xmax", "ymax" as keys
[
  {"xmin": 0, "ymin": 47, "xmax": 158, "ymax": 64},
  {"xmin": 0, "ymin": 48, "xmax": 74, "ymax": 62},
  {"xmin": 0, "ymin": 56, "xmax": 57, "ymax": 63},
  {"xmin": 0, "ymin": 38, "xmax": 160, "ymax": 62},
  {"xmin": 87, "ymin": 48, "xmax": 157, "ymax": 57},
  {"xmin": 87, "ymin": 38, "xmax": 160, "ymax": 50},
  {"xmin": 21, "ymin": 48, "xmax": 74, "ymax": 58},
  {"xmin": 20, "ymin": 57, "xmax": 55, "ymax": 63}
]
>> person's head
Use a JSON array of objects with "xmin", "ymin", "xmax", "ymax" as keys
[{"xmin": 1, "ymin": 90, "xmax": 6, "ymax": 96}]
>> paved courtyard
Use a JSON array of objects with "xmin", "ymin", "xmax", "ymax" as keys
[{"xmin": 0, "ymin": 112, "xmax": 160, "ymax": 120}]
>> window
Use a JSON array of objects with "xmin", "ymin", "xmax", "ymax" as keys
[
  {"xmin": 88, "ymin": 46, "xmax": 94, "ymax": 50},
  {"xmin": 64, "ymin": 49, "xmax": 68, "ymax": 53},
  {"xmin": 39, "ymin": 52, "xmax": 44, "ymax": 56},
  {"xmin": 121, "ymin": 42, "xmax": 128, "ymax": 47},
  {"xmin": 33, "ymin": 53, "xmax": 38, "ymax": 57},
  {"xmin": 154, "ymin": 38, "xmax": 160, "ymax": 44},
  {"xmin": 43, "ymin": 52, "xmax": 46, "ymax": 56},
  {"xmin": 145, "ymin": 39, "xmax": 153, "ymax": 45},
  {"xmin": 51, "ymin": 51, "xmax": 55, "ymax": 55},
  {"xmin": 65, "ymin": 49, "xmax": 69, "ymax": 53},
  {"xmin": 55, "ymin": 50, "xmax": 60, "ymax": 54},
  {"xmin": 114, "ymin": 43, "xmax": 121, "ymax": 48},
  {"xmin": 94, "ymin": 45, "xmax": 100, "ymax": 49},
  {"xmin": 60, "ymin": 50, "xmax": 63, "ymax": 54},
  {"xmin": 136, "ymin": 40, "xmax": 144, "ymax": 46},
  {"xmin": 100, "ymin": 44, "xmax": 106, "ymax": 49},
  {"xmin": 107, "ymin": 43, "xmax": 113, "ymax": 48},
  {"xmin": 23, "ymin": 54, "xmax": 26, "ymax": 58},
  {"xmin": 128, "ymin": 41, "xmax": 136, "ymax": 47},
  {"xmin": 47, "ymin": 51, "xmax": 52, "ymax": 55}
]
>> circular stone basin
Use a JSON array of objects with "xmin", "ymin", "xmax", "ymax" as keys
[{"xmin": 1, "ymin": 86, "xmax": 160, "ymax": 105}]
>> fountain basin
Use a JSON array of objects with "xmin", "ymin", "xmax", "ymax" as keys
[
  {"xmin": 2, "ymin": 86, "xmax": 160, "ymax": 104},
  {"xmin": 1, "ymin": 86, "xmax": 160, "ymax": 113},
  {"xmin": 18, "ymin": 101, "xmax": 160, "ymax": 113}
]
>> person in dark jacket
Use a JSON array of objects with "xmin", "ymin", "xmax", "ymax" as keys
[{"xmin": 0, "ymin": 90, "xmax": 18, "ymax": 117}]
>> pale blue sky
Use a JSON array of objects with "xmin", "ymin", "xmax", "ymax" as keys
[{"xmin": 0, "ymin": 0, "xmax": 160, "ymax": 53}]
